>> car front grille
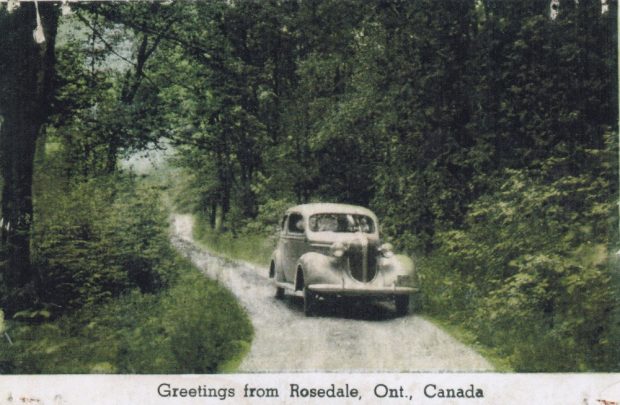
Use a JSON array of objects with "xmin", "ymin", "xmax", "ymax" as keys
[{"xmin": 347, "ymin": 243, "xmax": 378, "ymax": 282}]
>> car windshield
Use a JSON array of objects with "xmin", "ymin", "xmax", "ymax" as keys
[{"xmin": 309, "ymin": 214, "xmax": 375, "ymax": 233}]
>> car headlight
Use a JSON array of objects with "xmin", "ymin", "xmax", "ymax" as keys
[
  {"xmin": 330, "ymin": 242, "xmax": 346, "ymax": 258},
  {"xmin": 379, "ymin": 243, "xmax": 394, "ymax": 258}
]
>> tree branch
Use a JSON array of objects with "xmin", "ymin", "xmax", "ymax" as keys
[{"xmin": 74, "ymin": 11, "xmax": 198, "ymax": 95}]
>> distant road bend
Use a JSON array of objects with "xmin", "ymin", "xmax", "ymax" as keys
[{"xmin": 170, "ymin": 213, "xmax": 493, "ymax": 372}]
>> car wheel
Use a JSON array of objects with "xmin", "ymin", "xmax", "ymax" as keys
[
  {"xmin": 275, "ymin": 286, "xmax": 285, "ymax": 299},
  {"xmin": 303, "ymin": 287, "xmax": 317, "ymax": 316},
  {"xmin": 395, "ymin": 295, "xmax": 409, "ymax": 316}
]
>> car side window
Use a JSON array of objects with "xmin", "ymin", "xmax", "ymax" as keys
[
  {"xmin": 287, "ymin": 213, "xmax": 304, "ymax": 234},
  {"xmin": 281, "ymin": 215, "xmax": 288, "ymax": 231}
]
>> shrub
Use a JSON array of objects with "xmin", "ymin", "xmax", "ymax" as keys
[
  {"xmin": 162, "ymin": 272, "xmax": 253, "ymax": 373},
  {"xmin": 242, "ymin": 197, "xmax": 295, "ymax": 236},
  {"xmin": 0, "ymin": 262, "xmax": 252, "ymax": 373},
  {"xmin": 421, "ymin": 156, "xmax": 618, "ymax": 371},
  {"xmin": 32, "ymin": 174, "xmax": 177, "ymax": 312}
]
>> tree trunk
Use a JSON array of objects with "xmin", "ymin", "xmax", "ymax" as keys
[
  {"xmin": 209, "ymin": 200, "xmax": 217, "ymax": 230},
  {"xmin": 0, "ymin": 3, "xmax": 59, "ymax": 313}
]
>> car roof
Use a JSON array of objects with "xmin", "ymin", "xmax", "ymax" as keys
[{"xmin": 286, "ymin": 203, "xmax": 377, "ymax": 219}]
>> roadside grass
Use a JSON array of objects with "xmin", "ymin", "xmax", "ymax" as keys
[
  {"xmin": 0, "ymin": 257, "xmax": 253, "ymax": 373},
  {"xmin": 421, "ymin": 316, "xmax": 513, "ymax": 372},
  {"xmin": 192, "ymin": 214, "xmax": 275, "ymax": 268}
]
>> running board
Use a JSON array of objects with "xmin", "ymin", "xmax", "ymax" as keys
[{"xmin": 275, "ymin": 281, "xmax": 304, "ymax": 297}]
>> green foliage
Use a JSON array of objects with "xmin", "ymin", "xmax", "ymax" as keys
[
  {"xmin": 242, "ymin": 197, "xmax": 295, "ymax": 236},
  {"xmin": 422, "ymin": 151, "xmax": 618, "ymax": 371},
  {"xmin": 0, "ymin": 266, "xmax": 252, "ymax": 373},
  {"xmin": 1, "ymin": 141, "xmax": 253, "ymax": 373},
  {"xmin": 32, "ymin": 154, "xmax": 177, "ymax": 311},
  {"xmin": 161, "ymin": 272, "xmax": 253, "ymax": 373},
  {"xmin": 193, "ymin": 213, "xmax": 275, "ymax": 268},
  {"xmin": 51, "ymin": 9, "xmax": 167, "ymax": 177}
]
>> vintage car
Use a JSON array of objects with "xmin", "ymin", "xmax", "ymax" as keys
[{"xmin": 269, "ymin": 203, "xmax": 418, "ymax": 316}]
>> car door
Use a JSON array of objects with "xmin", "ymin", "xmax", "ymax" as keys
[{"xmin": 283, "ymin": 212, "xmax": 306, "ymax": 282}]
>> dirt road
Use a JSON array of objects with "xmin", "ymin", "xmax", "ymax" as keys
[{"xmin": 170, "ymin": 214, "xmax": 493, "ymax": 372}]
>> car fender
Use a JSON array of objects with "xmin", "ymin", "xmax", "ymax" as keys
[
  {"xmin": 270, "ymin": 250, "xmax": 284, "ymax": 281},
  {"xmin": 296, "ymin": 252, "xmax": 341, "ymax": 288},
  {"xmin": 394, "ymin": 254, "xmax": 415, "ymax": 274},
  {"xmin": 379, "ymin": 254, "xmax": 416, "ymax": 285}
]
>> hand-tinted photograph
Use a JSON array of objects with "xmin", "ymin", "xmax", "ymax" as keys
[{"xmin": 0, "ymin": 0, "xmax": 617, "ymax": 375}]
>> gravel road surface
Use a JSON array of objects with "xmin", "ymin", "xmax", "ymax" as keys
[{"xmin": 170, "ymin": 214, "xmax": 493, "ymax": 372}]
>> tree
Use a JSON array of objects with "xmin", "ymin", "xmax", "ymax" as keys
[
  {"xmin": 0, "ymin": 2, "xmax": 59, "ymax": 312},
  {"xmin": 54, "ymin": 3, "xmax": 175, "ymax": 176}
]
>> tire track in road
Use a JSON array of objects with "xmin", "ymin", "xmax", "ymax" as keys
[{"xmin": 170, "ymin": 214, "xmax": 493, "ymax": 372}]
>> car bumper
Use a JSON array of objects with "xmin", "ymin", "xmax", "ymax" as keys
[{"xmin": 307, "ymin": 283, "xmax": 418, "ymax": 297}]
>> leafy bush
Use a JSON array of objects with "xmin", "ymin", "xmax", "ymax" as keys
[
  {"xmin": 0, "ymin": 263, "xmax": 252, "ymax": 373},
  {"xmin": 161, "ymin": 272, "xmax": 253, "ymax": 373},
  {"xmin": 421, "ymin": 155, "xmax": 618, "ymax": 371},
  {"xmin": 32, "ymin": 173, "xmax": 177, "ymax": 312},
  {"xmin": 242, "ymin": 197, "xmax": 294, "ymax": 236},
  {"xmin": 193, "ymin": 213, "xmax": 274, "ymax": 267}
]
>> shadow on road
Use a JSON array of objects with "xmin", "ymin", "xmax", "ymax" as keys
[{"xmin": 278, "ymin": 295, "xmax": 402, "ymax": 321}]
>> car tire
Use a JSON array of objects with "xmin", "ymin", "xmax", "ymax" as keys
[
  {"xmin": 303, "ymin": 287, "xmax": 316, "ymax": 316},
  {"xmin": 395, "ymin": 295, "xmax": 409, "ymax": 316},
  {"xmin": 275, "ymin": 286, "xmax": 285, "ymax": 299}
]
